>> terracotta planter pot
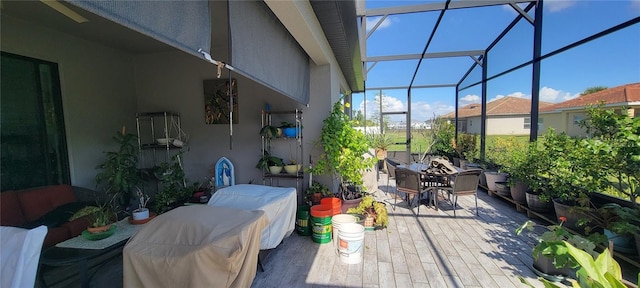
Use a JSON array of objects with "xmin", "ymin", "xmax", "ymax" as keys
[
  {"xmin": 526, "ymin": 191, "xmax": 554, "ymax": 213},
  {"xmin": 510, "ymin": 181, "xmax": 528, "ymax": 205},
  {"xmin": 375, "ymin": 149, "xmax": 387, "ymax": 160}
]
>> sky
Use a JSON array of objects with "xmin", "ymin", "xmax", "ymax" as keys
[{"xmin": 353, "ymin": 0, "xmax": 640, "ymax": 122}]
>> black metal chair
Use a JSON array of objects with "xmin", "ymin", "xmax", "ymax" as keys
[
  {"xmin": 394, "ymin": 168, "xmax": 428, "ymax": 215},
  {"xmin": 427, "ymin": 169, "xmax": 482, "ymax": 217}
]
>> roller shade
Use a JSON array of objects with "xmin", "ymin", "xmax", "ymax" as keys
[
  {"xmin": 228, "ymin": 0, "xmax": 310, "ymax": 104},
  {"xmin": 67, "ymin": 0, "xmax": 211, "ymax": 61}
]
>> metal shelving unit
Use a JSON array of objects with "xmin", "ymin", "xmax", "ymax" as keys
[
  {"xmin": 135, "ymin": 112, "xmax": 182, "ymax": 172},
  {"xmin": 261, "ymin": 109, "xmax": 304, "ymax": 203}
]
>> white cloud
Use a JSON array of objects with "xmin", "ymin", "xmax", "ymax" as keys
[
  {"xmin": 507, "ymin": 91, "xmax": 528, "ymax": 98},
  {"xmin": 539, "ymin": 86, "xmax": 578, "ymax": 102},
  {"xmin": 366, "ymin": 16, "xmax": 392, "ymax": 31},
  {"xmin": 545, "ymin": 0, "xmax": 577, "ymax": 12},
  {"xmin": 460, "ymin": 94, "xmax": 480, "ymax": 104}
]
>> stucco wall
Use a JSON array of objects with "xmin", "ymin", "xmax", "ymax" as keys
[
  {"xmin": 1, "ymin": 15, "xmax": 138, "ymax": 189},
  {"xmin": 486, "ymin": 115, "xmax": 530, "ymax": 135}
]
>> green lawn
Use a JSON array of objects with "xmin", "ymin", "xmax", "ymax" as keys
[{"xmin": 384, "ymin": 130, "xmax": 530, "ymax": 153}]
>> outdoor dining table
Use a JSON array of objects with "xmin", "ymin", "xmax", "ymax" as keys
[{"xmin": 397, "ymin": 162, "xmax": 464, "ymax": 209}]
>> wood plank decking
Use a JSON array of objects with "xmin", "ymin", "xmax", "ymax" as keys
[{"xmin": 251, "ymin": 172, "xmax": 552, "ymax": 288}]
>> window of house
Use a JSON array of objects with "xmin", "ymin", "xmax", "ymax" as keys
[
  {"xmin": 1, "ymin": 52, "xmax": 70, "ymax": 190},
  {"xmin": 573, "ymin": 115, "xmax": 584, "ymax": 125},
  {"xmin": 524, "ymin": 117, "xmax": 531, "ymax": 129}
]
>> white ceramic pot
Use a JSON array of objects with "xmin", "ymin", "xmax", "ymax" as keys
[
  {"xmin": 284, "ymin": 164, "xmax": 300, "ymax": 175},
  {"xmin": 268, "ymin": 166, "xmax": 283, "ymax": 174},
  {"xmin": 132, "ymin": 208, "xmax": 150, "ymax": 220}
]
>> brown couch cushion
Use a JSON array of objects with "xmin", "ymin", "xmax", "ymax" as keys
[
  {"xmin": 18, "ymin": 184, "xmax": 76, "ymax": 222},
  {"xmin": 0, "ymin": 191, "xmax": 27, "ymax": 226},
  {"xmin": 43, "ymin": 226, "xmax": 70, "ymax": 248}
]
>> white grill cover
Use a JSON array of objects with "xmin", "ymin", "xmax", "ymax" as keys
[{"xmin": 208, "ymin": 184, "xmax": 296, "ymax": 250}]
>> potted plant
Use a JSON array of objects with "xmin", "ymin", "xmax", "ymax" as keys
[
  {"xmin": 259, "ymin": 124, "xmax": 279, "ymax": 138},
  {"xmin": 452, "ymin": 133, "xmax": 478, "ymax": 168},
  {"xmin": 95, "ymin": 126, "xmax": 146, "ymax": 211},
  {"xmin": 579, "ymin": 202, "xmax": 639, "ymax": 253},
  {"xmin": 256, "ymin": 151, "xmax": 285, "ymax": 174},
  {"xmin": 515, "ymin": 217, "xmax": 605, "ymax": 280},
  {"xmin": 87, "ymin": 193, "xmax": 119, "ymax": 234},
  {"xmin": 309, "ymin": 100, "xmax": 376, "ymax": 202},
  {"xmin": 346, "ymin": 195, "xmax": 388, "ymax": 229},
  {"xmin": 153, "ymin": 152, "xmax": 194, "ymax": 214},
  {"xmin": 305, "ymin": 181, "xmax": 331, "ymax": 205},
  {"xmin": 366, "ymin": 133, "xmax": 395, "ymax": 160},
  {"xmin": 279, "ymin": 121, "xmax": 299, "ymax": 138},
  {"xmin": 132, "ymin": 188, "xmax": 150, "ymax": 220}
]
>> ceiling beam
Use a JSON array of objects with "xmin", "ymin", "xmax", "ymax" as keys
[
  {"xmin": 364, "ymin": 0, "xmax": 535, "ymax": 17},
  {"xmin": 365, "ymin": 50, "xmax": 485, "ymax": 62}
]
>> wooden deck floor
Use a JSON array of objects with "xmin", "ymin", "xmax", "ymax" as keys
[{"xmin": 251, "ymin": 172, "xmax": 552, "ymax": 288}]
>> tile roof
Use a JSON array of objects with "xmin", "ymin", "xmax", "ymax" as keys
[
  {"xmin": 540, "ymin": 82, "xmax": 640, "ymax": 112},
  {"xmin": 441, "ymin": 96, "xmax": 554, "ymax": 119}
]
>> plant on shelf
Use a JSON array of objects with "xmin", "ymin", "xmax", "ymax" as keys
[
  {"xmin": 279, "ymin": 121, "xmax": 299, "ymax": 138},
  {"xmin": 346, "ymin": 195, "xmax": 388, "ymax": 228},
  {"xmin": 259, "ymin": 124, "xmax": 279, "ymax": 139},
  {"xmin": 95, "ymin": 126, "xmax": 146, "ymax": 211},
  {"xmin": 309, "ymin": 100, "xmax": 376, "ymax": 197},
  {"xmin": 256, "ymin": 151, "xmax": 285, "ymax": 174},
  {"xmin": 132, "ymin": 187, "xmax": 151, "ymax": 220},
  {"xmin": 153, "ymin": 152, "xmax": 194, "ymax": 214}
]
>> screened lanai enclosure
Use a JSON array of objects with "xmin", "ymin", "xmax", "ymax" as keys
[{"xmin": 352, "ymin": 0, "xmax": 640, "ymax": 163}]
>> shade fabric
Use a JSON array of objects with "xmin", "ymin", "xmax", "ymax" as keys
[
  {"xmin": 68, "ymin": 0, "xmax": 211, "ymax": 61},
  {"xmin": 228, "ymin": 0, "xmax": 310, "ymax": 104},
  {"xmin": 123, "ymin": 205, "xmax": 268, "ymax": 288},
  {"xmin": 0, "ymin": 225, "xmax": 48, "ymax": 288},
  {"xmin": 208, "ymin": 184, "xmax": 296, "ymax": 250}
]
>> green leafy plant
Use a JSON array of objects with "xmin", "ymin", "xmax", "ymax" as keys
[
  {"xmin": 309, "ymin": 100, "xmax": 376, "ymax": 189},
  {"xmin": 366, "ymin": 133, "xmax": 395, "ymax": 151},
  {"xmin": 89, "ymin": 193, "xmax": 119, "ymax": 228},
  {"xmin": 516, "ymin": 217, "xmax": 605, "ymax": 271},
  {"xmin": 153, "ymin": 152, "xmax": 194, "ymax": 214},
  {"xmin": 305, "ymin": 181, "xmax": 332, "ymax": 203},
  {"xmin": 346, "ymin": 195, "xmax": 388, "ymax": 227},
  {"xmin": 519, "ymin": 238, "xmax": 627, "ymax": 288},
  {"xmin": 452, "ymin": 133, "xmax": 478, "ymax": 160},
  {"xmin": 256, "ymin": 151, "xmax": 285, "ymax": 171},
  {"xmin": 578, "ymin": 105, "xmax": 640, "ymax": 206},
  {"xmin": 95, "ymin": 126, "xmax": 145, "ymax": 209},
  {"xmin": 259, "ymin": 125, "xmax": 278, "ymax": 138},
  {"xmin": 578, "ymin": 203, "xmax": 639, "ymax": 236}
]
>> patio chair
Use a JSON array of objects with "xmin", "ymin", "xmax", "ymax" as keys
[
  {"xmin": 428, "ymin": 169, "xmax": 482, "ymax": 217},
  {"xmin": 385, "ymin": 158, "xmax": 400, "ymax": 196},
  {"xmin": 394, "ymin": 168, "xmax": 428, "ymax": 215}
]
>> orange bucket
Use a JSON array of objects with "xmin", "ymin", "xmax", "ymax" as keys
[
  {"xmin": 321, "ymin": 197, "xmax": 342, "ymax": 216},
  {"xmin": 310, "ymin": 204, "xmax": 332, "ymax": 218}
]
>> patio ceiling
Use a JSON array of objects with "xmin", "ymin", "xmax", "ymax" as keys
[{"xmin": 356, "ymin": 0, "xmax": 536, "ymax": 89}]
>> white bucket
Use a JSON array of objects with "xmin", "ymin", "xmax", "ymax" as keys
[
  {"xmin": 332, "ymin": 214, "xmax": 357, "ymax": 247},
  {"xmin": 337, "ymin": 223, "xmax": 365, "ymax": 264}
]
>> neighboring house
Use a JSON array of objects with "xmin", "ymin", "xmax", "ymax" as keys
[
  {"xmin": 1, "ymin": 1, "xmax": 362, "ymax": 191},
  {"xmin": 539, "ymin": 83, "xmax": 640, "ymax": 137},
  {"xmin": 441, "ymin": 97, "xmax": 554, "ymax": 135}
]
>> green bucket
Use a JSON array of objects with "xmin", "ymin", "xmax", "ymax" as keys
[
  {"xmin": 311, "ymin": 215, "xmax": 332, "ymax": 244},
  {"xmin": 296, "ymin": 205, "xmax": 311, "ymax": 236}
]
